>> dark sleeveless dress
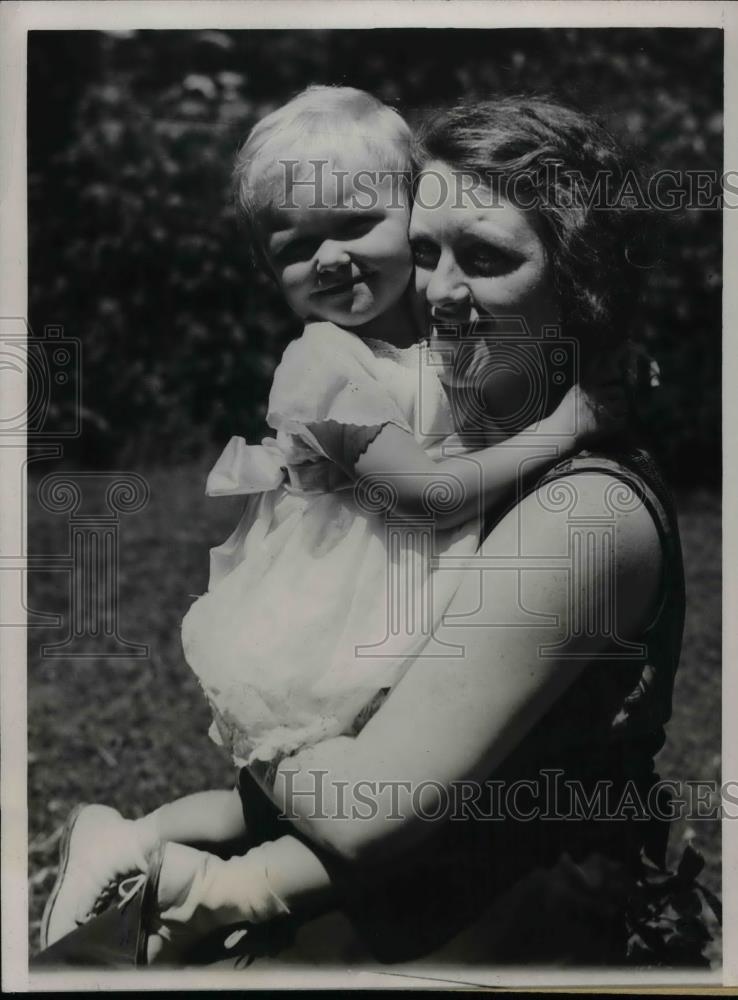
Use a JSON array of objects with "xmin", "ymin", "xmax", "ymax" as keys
[{"xmin": 225, "ymin": 447, "xmax": 710, "ymax": 968}]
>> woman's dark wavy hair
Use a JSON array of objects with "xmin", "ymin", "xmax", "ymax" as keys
[{"xmin": 413, "ymin": 97, "xmax": 651, "ymax": 367}]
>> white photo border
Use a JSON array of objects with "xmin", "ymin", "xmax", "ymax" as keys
[{"xmin": 1, "ymin": 0, "xmax": 734, "ymax": 991}]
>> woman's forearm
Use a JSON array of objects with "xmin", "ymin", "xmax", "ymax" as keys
[{"xmin": 261, "ymin": 737, "xmax": 452, "ymax": 865}]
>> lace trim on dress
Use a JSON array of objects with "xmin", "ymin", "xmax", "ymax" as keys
[{"xmin": 303, "ymin": 419, "xmax": 398, "ymax": 477}]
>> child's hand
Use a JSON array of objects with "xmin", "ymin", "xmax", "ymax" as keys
[
  {"xmin": 578, "ymin": 351, "xmax": 629, "ymax": 444},
  {"xmin": 547, "ymin": 355, "xmax": 628, "ymax": 448}
]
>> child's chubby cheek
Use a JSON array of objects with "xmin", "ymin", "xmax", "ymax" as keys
[{"xmin": 277, "ymin": 264, "xmax": 315, "ymax": 318}]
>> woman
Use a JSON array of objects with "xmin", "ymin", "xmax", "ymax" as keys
[{"xmin": 37, "ymin": 97, "xmax": 700, "ymax": 970}]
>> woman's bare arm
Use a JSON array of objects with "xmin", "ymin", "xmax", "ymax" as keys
[
  {"xmin": 221, "ymin": 467, "xmax": 662, "ymax": 924},
  {"xmin": 260, "ymin": 470, "xmax": 662, "ymax": 863}
]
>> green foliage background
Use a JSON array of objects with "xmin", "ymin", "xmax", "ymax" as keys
[{"xmin": 28, "ymin": 28, "xmax": 722, "ymax": 484}]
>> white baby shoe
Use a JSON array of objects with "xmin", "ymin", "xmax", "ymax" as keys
[{"xmin": 40, "ymin": 804, "xmax": 152, "ymax": 950}]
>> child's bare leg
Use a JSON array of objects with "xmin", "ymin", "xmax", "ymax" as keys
[{"xmin": 134, "ymin": 787, "xmax": 247, "ymax": 852}]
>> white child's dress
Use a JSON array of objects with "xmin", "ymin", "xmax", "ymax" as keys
[{"xmin": 181, "ymin": 321, "xmax": 480, "ymax": 767}]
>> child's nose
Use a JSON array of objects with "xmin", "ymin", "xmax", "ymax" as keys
[{"xmin": 315, "ymin": 242, "xmax": 351, "ymax": 273}]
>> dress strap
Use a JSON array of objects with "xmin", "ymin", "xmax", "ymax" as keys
[
  {"xmin": 533, "ymin": 447, "xmax": 684, "ymax": 633},
  {"xmin": 535, "ymin": 448, "xmax": 676, "ymax": 553},
  {"xmin": 532, "ymin": 446, "xmax": 685, "ymax": 753}
]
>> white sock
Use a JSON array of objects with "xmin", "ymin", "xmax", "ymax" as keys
[
  {"xmin": 129, "ymin": 813, "xmax": 164, "ymax": 870},
  {"xmin": 159, "ymin": 843, "xmax": 290, "ymax": 929}
]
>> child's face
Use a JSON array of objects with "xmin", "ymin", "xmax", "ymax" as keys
[{"xmin": 265, "ymin": 172, "xmax": 412, "ymax": 328}]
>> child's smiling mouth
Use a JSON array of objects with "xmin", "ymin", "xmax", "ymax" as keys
[{"xmin": 312, "ymin": 273, "xmax": 370, "ymax": 298}]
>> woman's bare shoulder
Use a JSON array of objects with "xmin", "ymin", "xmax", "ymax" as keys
[
  {"xmin": 482, "ymin": 467, "xmax": 663, "ymax": 632},
  {"xmin": 485, "ymin": 466, "xmax": 661, "ymax": 544}
]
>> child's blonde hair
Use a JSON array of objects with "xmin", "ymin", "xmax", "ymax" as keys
[{"xmin": 233, "ymin": 86, "xmax": 412, "ymax": 264}]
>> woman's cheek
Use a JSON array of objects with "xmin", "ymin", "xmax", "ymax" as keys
[{"xmin": 473, "ymin": 274, "xmax": 529, "ymax": 314}]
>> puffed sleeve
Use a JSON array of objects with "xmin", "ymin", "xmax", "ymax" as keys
[{"xmin": 266, "ymin": 323, "xmax": 414, "ymax": 474}]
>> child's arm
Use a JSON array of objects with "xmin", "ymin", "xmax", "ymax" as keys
[{"xmin": 350, "ymin": 384, "xmax": 589, "ymax": 531}]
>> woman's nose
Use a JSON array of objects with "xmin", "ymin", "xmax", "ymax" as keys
[
  {"xmin": 315, "ymin": 241, "xmax": 350, "ymax": 273},
  {"xmin": 425, "ymin": 257, "xmax": 471, "ymax": 317}
]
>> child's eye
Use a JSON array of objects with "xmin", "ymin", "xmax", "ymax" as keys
[
  {"xmin": 410, "ymin": 238, "xmax": 440, "ymax": 269},
  {"xmin": 275, "ymin": 238, "xmax": 320, "ymax": 265},
  {"xmin": 340, "ymin": 218, "xmax": 379, "ymax": 240}
]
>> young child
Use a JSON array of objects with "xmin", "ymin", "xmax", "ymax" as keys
[{"xmin": 41, "ymin": 86, "xmax": 618, "ymax": 960}]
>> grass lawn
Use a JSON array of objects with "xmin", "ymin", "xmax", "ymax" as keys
[{"xmin": 26, "ymin": 459, "xmax": 722, "ymax": 966}]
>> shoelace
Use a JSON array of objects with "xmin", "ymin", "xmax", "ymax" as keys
[
  {"xmin": 113, "ymin": 880, "xmax": 252, "ymax": 957},
  {"xmin": 89, "ymin": 879, "xmax": 118, "ymax": 917},
  {"xmin": 117, "ymin": 873, "xmax": 146, "ymax": 911},
  {"xmin": 224, "ymin": 928, "xmax": 249, "ymax": 950}
]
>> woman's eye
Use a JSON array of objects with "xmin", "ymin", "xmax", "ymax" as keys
[
  {"xmin": 461, "ymin": 246, "xmax": 517, "ymax": 277},
  {"xmin": 410, "ymin": 239, "xmax": 439, "ymax": 269}
]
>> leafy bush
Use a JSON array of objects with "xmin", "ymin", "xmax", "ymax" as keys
[{"xmin": 28, "ymin": 28, "xmax": 722, "ymax": 483}]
